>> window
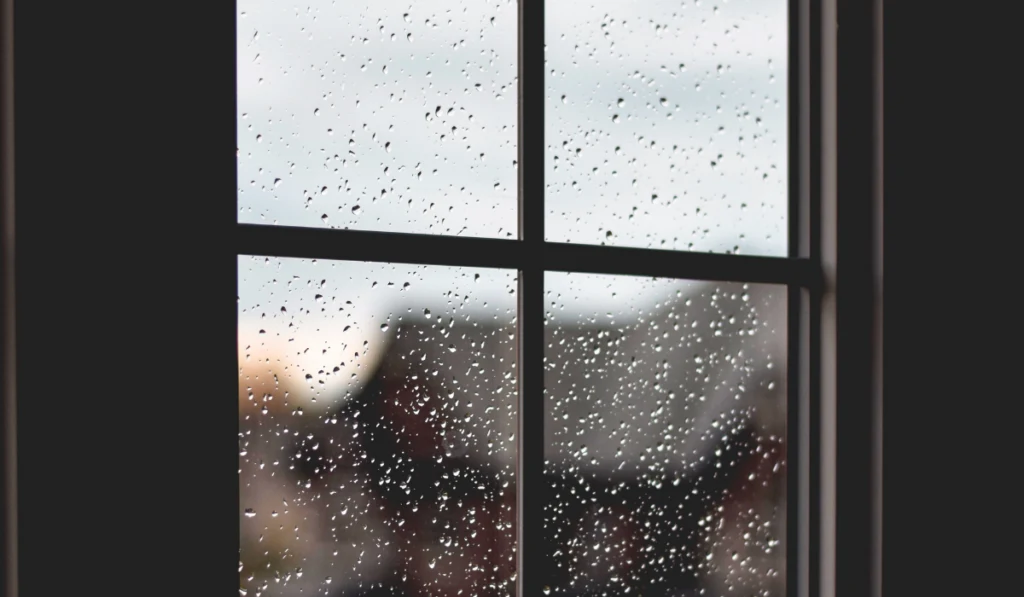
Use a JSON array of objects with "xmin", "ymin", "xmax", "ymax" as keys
[
  {"xmin": 232, "ymin": 1, "xmax": 853, "ymax": 596},
  {"xmin": 3, "ymin": 0, "xmax": 881, "ymax": 596}
]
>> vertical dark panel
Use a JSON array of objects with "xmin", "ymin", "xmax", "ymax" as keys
[
  {"xmin": 881, "ymin": 2, "xmax": 1018, "ymax": 594},
  {"xmin": 518, "ymin": 1, "xmax": 546, "ymax": 596},
  {"xmin": 786, "ymin": 285, "xmax": 805, "ymax": 597},
  {"xmin": 13, "ymin": 1, "xmax": 236, "ymax": 596},
  {"xmin": 1, "ymin": 0, "xmax": 14, "ymax": 591},
  {"xmin": 789, "ymin": 2, "xmax": 825, "ymax": 596},
  {"xmin": 835, "ymin": 1, "xmax": 882, "ymax": 596},
  {"xmin": 787, "ymin": 0, "xmax": 805, "ymax": 596},
  {"xmin": 806, "ymin": 1, "xmax": 822, "ymax": 595},
  {"xmin": 518, "ymin": 0, "xmax": 546, "ymax": 246}
]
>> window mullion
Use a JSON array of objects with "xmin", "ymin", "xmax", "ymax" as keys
[{"xmin": 517, "ymin": 0, "xmax": 546, "ymax": 596}]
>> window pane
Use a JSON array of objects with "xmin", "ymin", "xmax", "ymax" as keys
[
  {"xmin": 546, "ymin": 0, "xmax": 788, "ymax": 256},
  {"xmin": 238, "ymin": 0, "xmax": 517, "ymax": 238},
  {"xmin": 543, "ymin": 274, "xmax": 787, "ymax": 596},
  {"xmin": 239, "ymin": 257, "xmax": 517, "ymax": 596}
]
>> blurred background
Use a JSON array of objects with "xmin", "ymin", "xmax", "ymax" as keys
[
  {"xmin": 237, "ymin": 0, "xmax": 788, "ymax": 596},
  {"xmin": 238, "ymin": 260, "xmax": 786, "ymax": 597}
]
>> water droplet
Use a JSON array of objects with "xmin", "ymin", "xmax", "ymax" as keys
[
  {"xmin": 351, "ymin": 205, "xmax": 362, "ymax": 215},
  {"xmin": 612, "ymin": 114, "xmax": 620, "ymax": 124},
  {"xmin": 244, "ymin": 508, "xmax": 256, "ymax": 518},
  {"xmin": 380, "ymin": 323, "xmax": 389, "ymax": 332}
]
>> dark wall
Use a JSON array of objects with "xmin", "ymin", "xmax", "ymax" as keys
[
  {"xmin": 883, "ymin": 2, "xmax": 1015, "ymax": 596},
  {"xmin": 13, "ymin": 1, "xmax": 236, "ymax": 595}
]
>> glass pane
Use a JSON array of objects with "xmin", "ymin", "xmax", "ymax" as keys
[
  {"xmin": 238, "ymin": 0, "xmax": 517, "ymax": 238},
  {"xmin": 543, "ymin": 274, "xmax": 787, "ymax": 596},
  {"xmin": 546, "ymin": 0, "xmax": 788, "ymax": 256},
  {"xmin": 239, "ymin": 257, "xmax": 517, "ymax": 596}
]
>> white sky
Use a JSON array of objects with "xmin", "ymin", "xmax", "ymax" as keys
[
  {"xmin": 237, "ymin": 0, "xmax": 788, "ymax": 368},
  {"xmin": 237, "ymin": 0, "xmax": 787, "ymax": 251}
]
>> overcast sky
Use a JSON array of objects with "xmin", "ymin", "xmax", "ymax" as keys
[{"xmin": 237, "ymin": 0, "xmax": 788, "ymax": 346}]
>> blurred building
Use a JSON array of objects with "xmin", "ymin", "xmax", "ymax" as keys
[{"xmin": 239, "ymin": 281, "xmax": 787, "ymax": 597}]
